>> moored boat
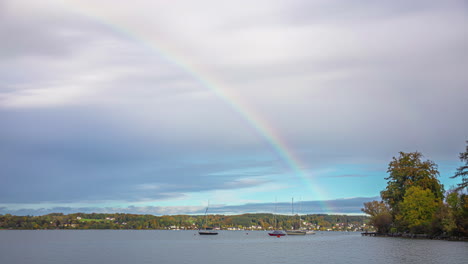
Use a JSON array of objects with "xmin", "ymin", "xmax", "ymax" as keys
[
  {"xmin": 285, "ymin": 230, "xmax": 307, "ymax": 235},
  {"xmin": 198, "ymin": 230, "xmax": 218, "ymax": 235},
  {"xmin": 285, "ymin": 198, "xmax": 307, "ymax": 235},
  {"xmin": 198, "ymin": 202, "xmax": 218, "ymax": 235},
  {"xmin": 268, "ymin": 198, "xmax": 286, "ymax": 237},
  {"xmin": 268, "ymin": 230, "xmax": 286, "ymax": 237}
]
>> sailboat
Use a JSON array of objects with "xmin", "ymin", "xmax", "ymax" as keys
[
  {"xmin": 268, "ymin": 199, "xmax": 286, "ymax": 237},
  {"xmin": 298, "ymin": 198, "xmax": 316, "ymax": 235},
  {"xmin": 286, "ymin": 198, "xmax": 306, "ymax": 235},
  {"xmin": 198, "ymin": 202, "xmax": 218, "ymax": 235}
]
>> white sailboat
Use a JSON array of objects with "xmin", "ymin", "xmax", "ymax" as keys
[
  {"xmin": 286, "ymin": 198, "xmax": 306, "ymax": 235},
  {"xmin": 298, "ymin": 198, "xmax": 315, "ymax": 235},
  {"xmin": 198, "ymin": 202, "xmax": 218, "ymax": 235}
]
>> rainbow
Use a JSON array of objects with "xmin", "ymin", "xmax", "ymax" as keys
[{"xmin": 53, "ymin": 0, "xmax": 334, "ymax": 213}]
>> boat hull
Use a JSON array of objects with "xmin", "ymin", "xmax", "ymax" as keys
[
  {"xmin": 198, "ymin": 231, "xmax": 218, "ymax": 235},
  {"xmin": 268, "ymin": 231, "xmax": 286, "ymax": 237},
  {"xmin": 285, "ymin": 230, "xmax": 307, "ymax": 235}
]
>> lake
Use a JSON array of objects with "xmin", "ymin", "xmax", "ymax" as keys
[{"xmin": 0, "ymin": 230, "xmax": 466, "ymax": 264}]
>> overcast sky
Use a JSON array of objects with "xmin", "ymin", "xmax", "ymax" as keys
[{"xmin": 1, "ymin": 0, "xmax": 467, "ymax": 216}]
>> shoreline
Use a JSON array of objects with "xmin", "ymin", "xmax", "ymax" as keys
[{"xmin": 361, "ymin": 232, "xmax": 468, "ymax": 242}]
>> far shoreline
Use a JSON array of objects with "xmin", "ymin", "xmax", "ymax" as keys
[{"xmin": 361, "ymin": 231, "xmax": 468, "ymax": 242}]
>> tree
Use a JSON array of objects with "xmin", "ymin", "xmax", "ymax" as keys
[
  {"xmin": 445, "ymin": 189, "xmax": 468, "ymax": 236},
  {"xmin": 361, "ymin": 201, "xmax": 392, "ymax": 233},
  {"xmin": 397, "ymin": 186, "xmax": 440, "ymax": 234},
  {"xmin": 451, "ymin": 141, "xmax": 468, "ymax": 191},
  {"xmin": 381, "ymin": 152, "xmax": 444, "ymax": 218}
]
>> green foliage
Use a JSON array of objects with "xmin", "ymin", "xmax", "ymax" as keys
[
  {"xmin": 396, "ymin": 186, "xmax": 440, "ymax": 234},
  {"xmin": 444, "ymin": 190, "xmax": 468, "ymax": 236},
  {"xmin": 381, "ymin": 151, "xmax": 443, "ymax": 219},
  {"xmin": 0, "ymin": 213, "xmax": 368, "ymax": 231},
  {"xmin": 363, "ymin": 147, "xmax": 468, "ymax": 237},
  {"xmin": 451, "ymin": 141, "xmax": 468, "ymax": 191},
  {"xmin": 361, "ymin": 201, "xmax": 392, "ymax": 233}
]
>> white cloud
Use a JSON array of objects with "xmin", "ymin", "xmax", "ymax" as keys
[{"xmin": 1, "ymin": 0, "xmax": 467, "ymax": 213}]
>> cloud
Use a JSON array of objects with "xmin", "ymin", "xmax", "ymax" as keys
[
  {"xmin": 0, "ymin": 0, "xmax": 467, "ymax": 213},
  {"xmin": 0, "ymin": 196, "xmax": 378, "ymax": 216},
  {"xmin": 0, "ymin": 108, "xmax": 277, "ymax": 204},
  {"xmin": 329, "ymin": 174, "xmax": 369, "ymax": 178},
  {"xmin": 208, "ymin": 197, "xmax": 381, "ymax": 215}
]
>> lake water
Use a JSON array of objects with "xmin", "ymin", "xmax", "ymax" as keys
[{"xmin": 0, "ymin": 230, "xmax": 466, "ymax": 264}]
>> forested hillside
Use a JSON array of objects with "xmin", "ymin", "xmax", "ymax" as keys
[{"xmin": 0, "ymin": 213, "xmax": 368, "ymax": 231}]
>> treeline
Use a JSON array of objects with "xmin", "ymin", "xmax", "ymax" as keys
[
  {"xmin": 362, "ymin": 142, "xmax": 468, "ymax": 238},
  {"xmin": 0, "ymin": 212, "xmax": 368, "ymax": 231}
]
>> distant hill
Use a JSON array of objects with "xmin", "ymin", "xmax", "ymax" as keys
[{"xmin": 0, "ymin": 213, "xmax": 370, "ymax": 231}]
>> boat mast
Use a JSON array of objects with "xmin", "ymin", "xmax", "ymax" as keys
[
  {"xmin": 202, "ymin": 201, "xmax": 209, "ymax": 229},
  {"xmin": 274, "ymin": 198, "xmax": 276, "ymax": 229},
  {"xmin": 299, "ymin": 197, "xmax": 302, "ymax": 229},
  {"xmin": 291, "ymin": 197, "xmax": 294, "ymax": 215},
  {"xmin": 291, "ymin": 197, "xmax": 295, "ymax": 230}
]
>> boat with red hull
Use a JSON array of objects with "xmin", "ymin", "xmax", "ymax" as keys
[{"xmin": 268, "ymin": 230, "xmax": 286, "ymax": 237}]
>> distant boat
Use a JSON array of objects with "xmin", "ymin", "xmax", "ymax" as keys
[
  {"xmin": 198, "ymin": 230, "xmax": 218, "ymax": 235},
  {"xmin": 268, "ymin": 230, "xmax": 286, "ymax": 237},
  {"xmin": 285, "ymin": 230, "xmax": 307, "ymax": 235},
  {"xmin": 268, "ymin": 199, "xmax": 286, "ymax": 237},
  {"xmin": 198, "ymin": 203, "xmax": 218, "ymax": 235},
  {"xmin": 285, "ymin": 198, "xmax": 306, "ymax": 236}
]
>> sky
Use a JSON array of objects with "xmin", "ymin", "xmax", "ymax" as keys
[{"xmin": 1, "ymin": 0, "xmax": 467, "ymax": 216}]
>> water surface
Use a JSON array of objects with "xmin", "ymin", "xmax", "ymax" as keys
[{"xmin": 0, "ymin": 230, "xmax": 466, "ymax": 264}]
